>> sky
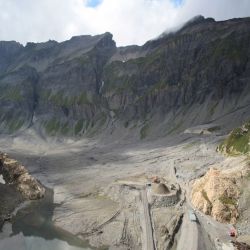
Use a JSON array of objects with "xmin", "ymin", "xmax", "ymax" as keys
[{"xmin": 0, "ymin": 0, "xmax": 250, "ymax": 46}]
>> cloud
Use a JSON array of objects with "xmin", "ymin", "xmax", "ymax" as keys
[{"xmin": 0, "ymin": 0, "xmax": 249, "ymax": 46}]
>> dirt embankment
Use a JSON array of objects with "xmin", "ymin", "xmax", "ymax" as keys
[{"xmin": 191, "ymin": 167, "xmax": 241, "ymax": 224}]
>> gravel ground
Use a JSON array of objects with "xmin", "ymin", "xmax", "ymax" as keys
[{"xmin": 0, "ymin": 129, "xmax": 248, "ymax": 249}]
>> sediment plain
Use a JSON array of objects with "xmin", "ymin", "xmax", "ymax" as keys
[{"xmin": 0, "ymin": 126, "xmax": 248, "ymax": 250}]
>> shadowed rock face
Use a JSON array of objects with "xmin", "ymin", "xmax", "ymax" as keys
[
  {"xmin": 0, "ymin": 16, "xmax": 250, "ymax": 137},
  {"xmin": 0, "ymin": 41, "xmax": 23, "ymax": 73},
  {"xmin": 0, "ymin": 153, "xmax": 45, "ymax": 200}
]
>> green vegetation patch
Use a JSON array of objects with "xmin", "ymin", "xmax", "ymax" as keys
[
  {"xmin": 6, "ymin": 119, "xmax": 24, "ymax": 133},
  {"xmin": 74, "ymin": 119, "xmax": 84, "ymax": 135},
  {"xmin": 183, "ymin": 141, "xmax": 197, "ymax": 149},
  {"xmin": 44, "ymin": 118, "xmax": 61, "ymax": 135},
  {"xmin": 166, "ymin": 121, "xmax": 183, "ymax": 135},
  {"xmin": 60, "ymin": 122, "xmax": 71, "ymax": 135},
  {"xmin": 246, "ymin": 170, "xmax": 250, "ymax": 180},
  {"xmin": 209, "ymin": 102, "xmax": 219, "ymax": 116},
  {"xmin": 140, "ymin": 123, "xmax": 149, "ymax": 139},
  {"xmin": 202, "ymin": 190, "xmax": 210, "ymax": 202},
  {"xmin": 219, "ymin": 195, "xmax": 237, "ymax": 206},
  {"xmin": 87, "ymin": 113, "xmax": 107, "ymax": 137},
  {"xmin": 218, "ymin": 121, "xmax": 250, "ymax": 155},
  {"xmin": 43, "ymin": 118, "xmax": 91, "ymax": 136},
  {"xmin": 44, "ymin": 90, "xmax": 91, "ymax": 107},
  {"xmin": 0, "ymin": 86, "xmax": 24, "ymax": 102},
  {"xmin": 212, "ymin": 34, "xmax": 249, "ymax": 62},
  {"xmin": 77, "ymin": 92, "xmax": 90, "ymax": 105}
]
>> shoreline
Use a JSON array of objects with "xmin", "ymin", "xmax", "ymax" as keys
[{"xmin": 0, "ymin": 183, "xmax": 24, "ymax": 230}]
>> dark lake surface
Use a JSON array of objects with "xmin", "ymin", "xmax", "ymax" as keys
[{"xmin": 0, "ymin": 188, "xmax": 94, "ymax": 250}]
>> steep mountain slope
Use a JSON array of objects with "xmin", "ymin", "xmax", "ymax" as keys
[
  {"xmin": 103, "ymin": 16, "xmax": 250, "ymax": 132},
  {"xmin": 0, "ymin": 16, "xmax": 250, "ymax": 137},
  {"xmin": 0, "ymin": 33, "xmax": 117, "ymax": 135}
]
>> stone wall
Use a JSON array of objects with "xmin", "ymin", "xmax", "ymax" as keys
[{"xmin": 149, "ymin": 190, "xmax": 179, "ymax": 208}]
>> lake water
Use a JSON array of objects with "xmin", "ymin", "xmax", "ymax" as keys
[{"xmin": 0, "ymin": 188, "xmax": 95, "ymax": 250}]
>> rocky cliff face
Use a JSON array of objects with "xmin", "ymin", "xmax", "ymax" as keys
[
  {"xmin": 103, "ymin": 17, "xmax": 250, "ymax": 126},
  {"xmin": 0, "ymin": 16, "xmax": 250, "ymax": 137}
]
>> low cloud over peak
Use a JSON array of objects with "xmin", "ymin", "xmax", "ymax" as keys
[{"xmin": 0, "ymin": 0, "xmax": 250, "ymax": 46}]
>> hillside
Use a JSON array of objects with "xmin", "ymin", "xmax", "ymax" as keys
[
  {"xmin": 0, "ymin": 16, "xmax": 250, "ymax": 138},
  {"xmin": 217, "ymin": 121, "xmax": 250, "ymax": 155}
]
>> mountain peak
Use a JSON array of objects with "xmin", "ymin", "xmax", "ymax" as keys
[{"xmin": 181, "ymin": 15, "xmax": 215, "ymax": 30}]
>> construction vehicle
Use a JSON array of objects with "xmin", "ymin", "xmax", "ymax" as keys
[
  {"xmin": 189, "ymin": 209, "xmax": 197, "ymax": 222},
  {"xmin": 229, "ymin": 228, "xmax": 236, "ymax": 237}
]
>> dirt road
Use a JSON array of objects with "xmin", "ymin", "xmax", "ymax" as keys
[
  {"xmin": 177, "ymin": 210, "xmax": 199, "ymax": 250},
  {"xmin": 141, "ymin": 189, "xmax": 155, "ymax": 250}
]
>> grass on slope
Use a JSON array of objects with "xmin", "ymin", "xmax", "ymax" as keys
[
  {"xmin": 218, "ymin": 121, "xmax": 250, "ymax": 155},
  {"xmin": 219, "ymin": 195, "xmax": 237, "ymax": 206}
]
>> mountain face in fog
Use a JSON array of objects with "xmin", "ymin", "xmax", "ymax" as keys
[{"xmin": 0, "ymin": 16, "xmax": 250, "ymax": 137}]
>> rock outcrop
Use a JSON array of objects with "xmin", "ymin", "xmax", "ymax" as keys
[
  {"xmin": 0, "ymin": 152, "xmax": 45, "ymax": 199},
  {"xmin": 191, "ymin": 168, "xmax": 240, "ymax": 224}
]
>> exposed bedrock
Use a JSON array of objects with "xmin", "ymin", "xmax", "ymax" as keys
[{"xmin": 0, "ymin": 152, "xmax": 45, "ymax": 200}]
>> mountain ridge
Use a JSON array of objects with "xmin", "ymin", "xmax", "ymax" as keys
[{"xmin": 0, "ymin": 15, "xmax": 250, "ymax": 138}]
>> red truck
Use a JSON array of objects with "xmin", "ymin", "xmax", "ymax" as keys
[{"xmin": 229, "ymin": 228, "xmax": 236, "ymax": 237}]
